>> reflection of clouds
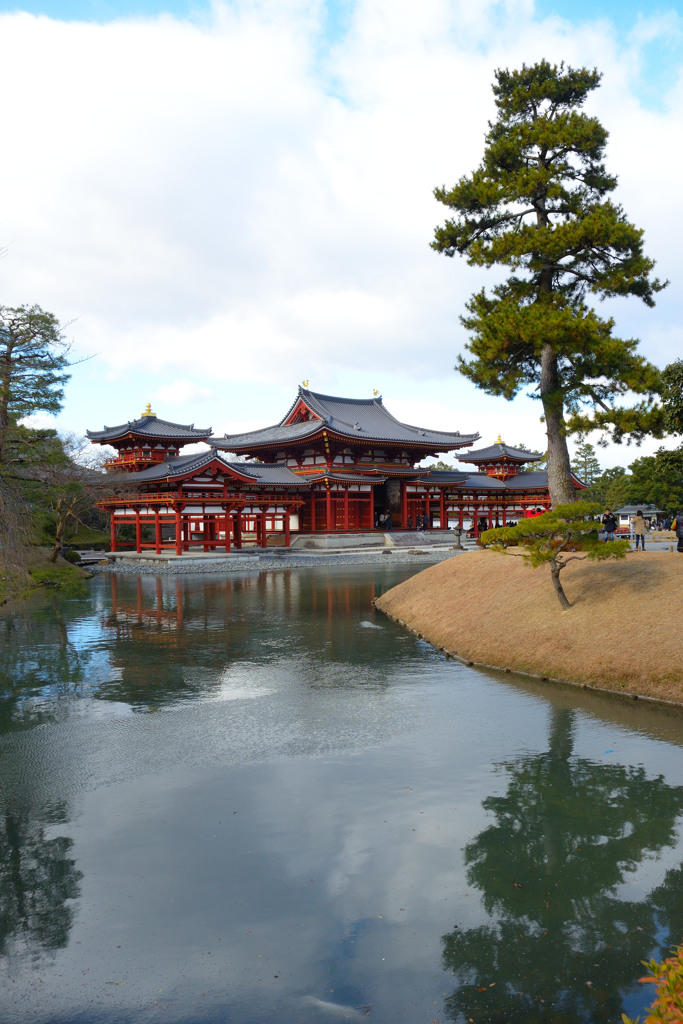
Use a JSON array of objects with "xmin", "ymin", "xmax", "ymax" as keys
[{"xmin": 3, "ymin": 572, "xmax": 683, "ymax": 1021}]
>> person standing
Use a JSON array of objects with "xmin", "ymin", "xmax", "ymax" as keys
[
  {"xmin": 673, "ymin": 509, "xmax": 683, "ymax": 553},
  {"xmin": 632, "ymin": 509, "xmax": 646, "ymax": 551},
  {"xmin": 601, "ymin": 509, "xmax": 617, "ymax": 542}
]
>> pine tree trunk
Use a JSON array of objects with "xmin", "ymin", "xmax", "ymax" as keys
[
  {"xmin": 540, "ymin": 344, "xmax": 576, "ymax": 507},
  {"xmin": 550, "ymin": 560, "xmax": 571, "ymax": 610}
]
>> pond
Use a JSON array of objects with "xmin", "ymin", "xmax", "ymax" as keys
[{"xmin": 1, "ymin": 565, "xmax": 682, "ymax": 1024}]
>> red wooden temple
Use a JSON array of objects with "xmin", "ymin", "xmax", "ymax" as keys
[{"xmin": 88, "ymin": 388, "xmax": 580, "ymax": 554}]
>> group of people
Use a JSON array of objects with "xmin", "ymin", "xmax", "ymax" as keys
[
  {"xmin": 375, "ymin": 511, "xmax": 394, "ymax": 531},
  {"xmin": 375, "ymin": 511, "xmax": 431, "ymax": 531},
  {"xmin": 601, "ymin": 508, "xmax": 683, "ymax": 552}
]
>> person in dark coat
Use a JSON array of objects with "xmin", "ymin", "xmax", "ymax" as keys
[
  {"xmin": 674, "ymin": 509, "xmax": 683, "ymax": 553},
  {"xmin": 407, "ymin": 516, "xmax": 413, "ymax": 531},
  {"xmin": 601, "ymin": 509, "xmax": 618, "ymax": 541}
]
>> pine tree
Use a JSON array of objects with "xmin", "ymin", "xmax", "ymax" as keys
[
  {"xmin": 0, "ymin": 305, "xmax": 70, "ymax": 466},
  {"xmin": 571, "ymin": 440, "xmax": 601, "ymax": 485},
  {"xmin": 432, "ymin": 61, "xmax": 665, "ymax": 506}
]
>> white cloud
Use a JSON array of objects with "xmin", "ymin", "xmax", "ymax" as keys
[{"xmin": 0, "ymin": 1, "xmax": 680, "ymax": 470}]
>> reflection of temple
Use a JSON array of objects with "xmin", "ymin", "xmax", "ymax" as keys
[{"xmin": 89, "ymin": 388, "xmax": 583, "ymax": 553}]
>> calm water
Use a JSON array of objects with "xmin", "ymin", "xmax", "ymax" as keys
[{"xmin": 1, "ymin": 565, "xmax": 682, "ymax": 1024}]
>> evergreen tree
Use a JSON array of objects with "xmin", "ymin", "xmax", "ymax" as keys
[
  {"xmin": 0, "ymin": 305, "xmax": 70, "ymax": 466},
  {"xmin": 571, "ymin": 440, "xmax": 601, "ymax": 485},
  {"xmin": 432, "ymin": 61, "xmax": 665, "ymax": 507}
]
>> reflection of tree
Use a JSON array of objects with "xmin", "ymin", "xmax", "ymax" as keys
[
  {"xmin": 0, "ymin": 800, "xmax": 81, "ymax": 957},
  {"xmin": 442, "ymin": 709, "xmax": 683, "ymax": 1024},
  {"xmin": 0, "ymin": 600, "xmax": 93, "ymax": 734}
]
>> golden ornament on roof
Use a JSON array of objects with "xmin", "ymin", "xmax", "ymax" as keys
[
  {"xmin": 372, "ymin": 389, "xmax": 379, "ymax": 396},
  {"xmin": 496, "ymin": 434, "xmax": 502, "ymax": 443},
  {"xmin": 302, "ymin": 379, "xmax": 309, "ymax": 387},
  {"xmin": 142, "ymin": 402, "xmax": 156, "ymax": 418}
]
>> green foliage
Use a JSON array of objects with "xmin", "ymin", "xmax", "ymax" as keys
[
  {"xmin": 571, "ymin": 440, "xmax": 601, "ymax": 485},
  {"xmin": 480, "ymin": 501, "xmax": 629, "ymax": 608},
  {"xmin": 623, "ymin": 944, "xmax": 683, "ymax": 1024},
  {"xmin": 0, "ymin": 305, "xmax": 70, "ymax": 465},
  {"xmin": 589, "ymin": 453, "xmax": 683, "ymax": 514},
  {"xmin": 661, "ymin": 360, "xmax": 683, "ymax": 436},
  {"xmin": 425, "ymin": 460, "xmax": 456, "ymax": 471},
  {"xmin": 432, "ymin": 61, "xmax": 665, "ymax": 505}
]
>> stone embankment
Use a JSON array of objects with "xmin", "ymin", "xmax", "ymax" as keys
[{"xmin": 89, "ymin": 547, "xmax": 462, "ymax": 576}]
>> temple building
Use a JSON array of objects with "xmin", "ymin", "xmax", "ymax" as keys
[{"xmin": 88, "ymin": 387, "xmax": 580, "ymax": 555}]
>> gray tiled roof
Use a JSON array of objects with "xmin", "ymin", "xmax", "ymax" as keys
[
  {"xmin": 614, "ymin": 503, "xmax": 666, "ymax": 515},
  {"xmin": 239, "ymin": 463, "xmax": 310, "ymax": 486},
  {"xmin": 216, "ymin": 387, "xmax": 479, "ymax": 451},
  {"xmin": 306, "ymin": 471, "xmax": 386, "ymax": 484},
  {"xmin": 415, "ymin": 470, "xmax": 549, "ymax": 492},
  {"xmin": 123, "ymin": 451, "xmax": 303, "ymax": 487},
  {"xmin": 416, "ymin": 470, "xmax": 469, "ymax": 484},
  {"xmin": 458, "ymin": 442, "xmax": 543, "ymax": 463},
  {"xmin": 502, "ymin": 471, "xmax": 549, "ymax": 490},
  {"xmin": 87, "ymin": 415, "xmax": 212, "ymax": 443}
]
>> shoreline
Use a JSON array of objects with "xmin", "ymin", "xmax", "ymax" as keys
[
  {"xmin": 87, "ymin": 546, "xmax": 464, "ymax": 575},
  {"xmin": 374, "ymin": 549, "xmax": 683, "ymax": 708},
  {"xmin": 374, "ymin": 602, "xmax": 683, "ymax": 711}
]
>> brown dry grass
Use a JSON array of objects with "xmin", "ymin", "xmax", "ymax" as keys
[{"xmin": 376, "ymin": 549, "xmax": 683, "ymax": 703}]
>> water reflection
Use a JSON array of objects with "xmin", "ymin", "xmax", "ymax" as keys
[
  {"xmin": 98, "ymin": 570, "xmax": 405, "ymax": 708},
  {"xmin": 0, "ymin": 799, "xmax": 81, "ymax": 961},
  {"xmin": 1, "ymin": 569, "xmax": 682, "ymax": 1023},
  {"xmin": 0, "ymin": 601, "xmax": 97, "ymax": 732},
  {"xmin": 441, "ymin": 708, "xmax": 683, "ymax": 1023}
]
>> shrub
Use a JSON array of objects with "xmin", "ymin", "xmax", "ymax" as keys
[{"xmin": 623, "ymin": 943, "xmax": 683, "ymax": 1024}]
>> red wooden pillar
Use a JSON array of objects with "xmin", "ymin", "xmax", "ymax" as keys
[
  {"xmin": 488, "ymin": 508, "xmax": 493, "ymax": 528},
  {"xmin": 502, "ymin": 505, "xmax": 507, "ymax": 526},
  {"xmin": 343, "ymin": 487, "xmax": 349, "ymax": 530},
  {"xmin": 439, "ymin": 489, "xmax": 446, "ymax": 530},
  {"xmin": 227, "ymin": 509, "xmax": 235, "ymax": 552},
  {"xmin": 233, "ymin": 514, "xmax": 242, "ymax": 550},
  {"xmin": 472, "ymin": 504, "xmax": 480, "ymax": 538},
  {"xmin": 458, "ymin": 506, "xmax": 464, "ymax": 529},
  {"xmin": 135, "ymin": 509, "xmax": 142, "ymax": 553},
  {"xmin": 284, "ymin": 509, "xmax": 291, "ymax": 547},
  {"xmin": 369, "ymin": 485, "xmax": 374, "ymax": 530},
  {"xmin": 311, "ymin": 494, "xmax": 316, "ymax": 532},
  {"xmin": 155, "ymin": 510, "xmax": 161, "ymax": 554},
  {"xmin": 110, "ymin": 512, "xmax": 117, "ymax": 552},
  {"xmin": 175, "ymin": 507, "xmax": 182, "ymax": 556},
  {"xmin": 260, "ymin": 511, "xmax": 267, "ymax": 548},
  {"xmin": 401, "ymin": 482, "xmax": 408, "ymax": 529},
  {"xmin": 325, "ymin": 486, "xmax": 332, "ymax": 531}
]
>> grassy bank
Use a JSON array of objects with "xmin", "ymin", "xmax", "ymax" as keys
[
  {"xmin": 376, "ymin": 549, "xmax": 683, "ymax": 704},
  {"xmin": 0, "ymin": 548, "xmax": 92, "ymax": 606}
]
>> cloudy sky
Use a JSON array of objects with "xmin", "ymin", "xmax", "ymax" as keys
[{"xmin": 1, "ymin": 0, "xmax": 681, "ymax": 468}]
